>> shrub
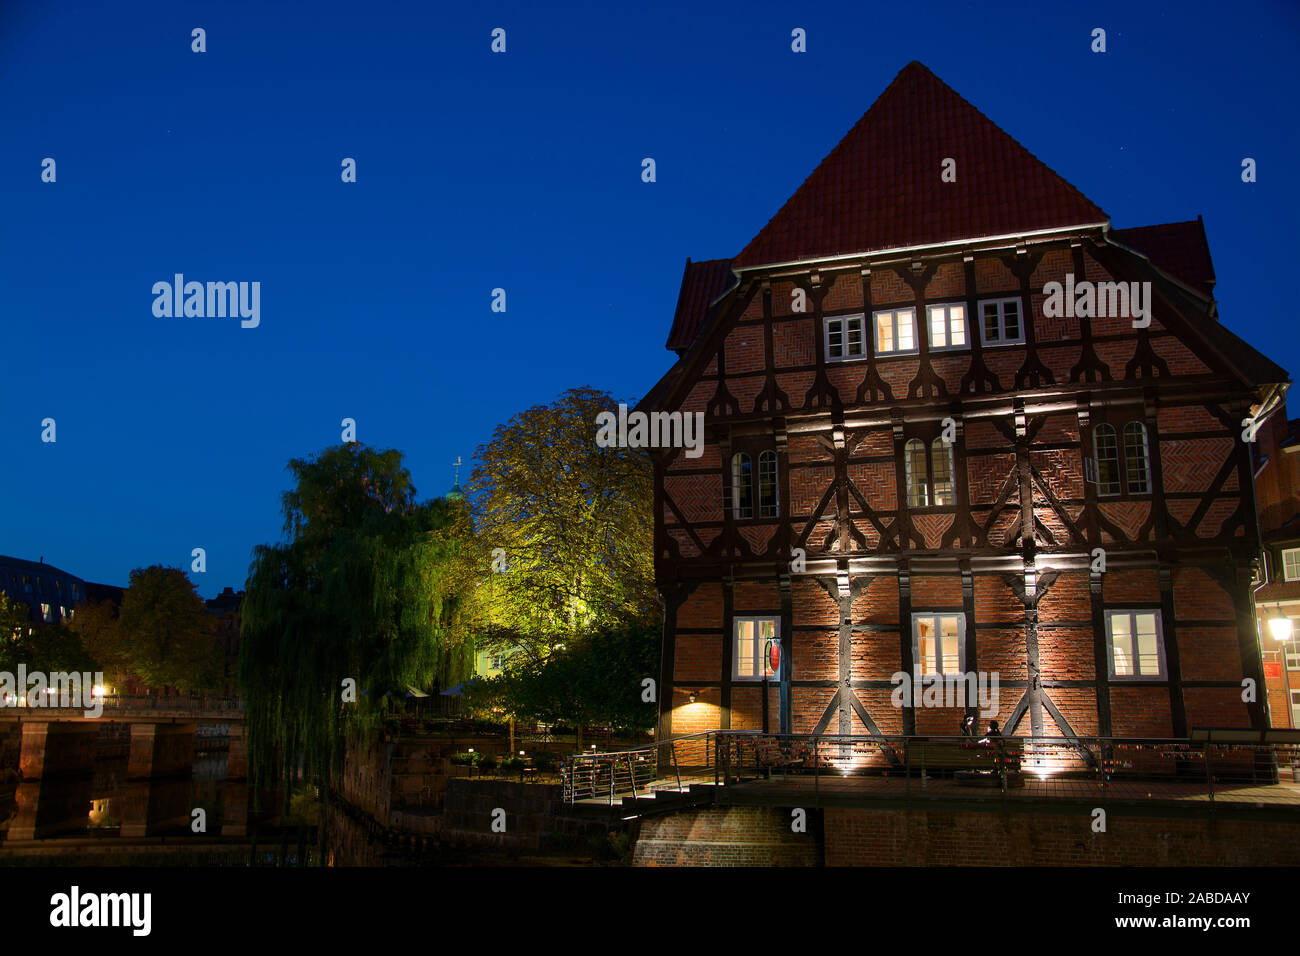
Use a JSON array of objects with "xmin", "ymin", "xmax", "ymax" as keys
[
  {"xmin": 607, "ymin": 831, "xmax": 632, "ymax": 864},
  {"xmin": 531, "ymin": 750, "xmax": 558, "ymax": 772},
  {"xmin": 450, "ymin": 752, "xmax": 479, "ymax": 766},
  {"xmin": 478, "ymin": 755, "xmax": 499, "ymax": 771}
]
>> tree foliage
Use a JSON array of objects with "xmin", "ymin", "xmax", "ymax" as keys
[
  {"xmin": 239, "ymin": 443, "xmax": 477, "ymax": 795},
  {"xmin": 117, "ymin": 566, "xmax": 220, "ymax": 691},
  {"xmin": 67, "ymin": 599, "xmax": 128, "ymax": 685},
  {"xmin": 464, "ymin": 625, "xmax": 659, "ymax": 732},
  {"xmin": 466, "ymin": 387, "xmax": 655, "ymax": 662},
  {"xmin": 0, "ymin": 592, "xmax": 99, "ymax": 675}
]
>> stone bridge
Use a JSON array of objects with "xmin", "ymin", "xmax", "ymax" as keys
[{"xmin": 2, "ymin": 696, "xmax": 248, "ymax": 841}]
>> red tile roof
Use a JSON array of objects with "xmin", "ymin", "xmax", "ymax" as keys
[
  {"xmin": 666, "ymin": 257, "xmax": 735, "ymax": 352},
  {"xmin": 732, "ymin": 62, "xmax": 1109, "ymax": 270},
  {"xmin": 1110, "ymin": 219, "xmax": 1216, "ymax": 297}
]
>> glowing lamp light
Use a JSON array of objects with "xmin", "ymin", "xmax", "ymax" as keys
[
  {"xmin": 1269, "ymin": 616, "xmax": 1293, "ymax": 642},
  {"xmin": 91, "ymin": 685, "xmax": 106, "ymax": 698}
]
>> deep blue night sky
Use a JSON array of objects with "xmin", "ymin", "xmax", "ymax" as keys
[{"xmin": 2, "ymin": 0, "xmax": 1297, "ymax": 596}]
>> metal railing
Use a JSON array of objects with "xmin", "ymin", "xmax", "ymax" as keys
[
  {"xmin": 562, "ymin": 732, "xmax": 726, "ymax": 804},
  {"xmin": 562, "ymin": 729, "xmax": 1300, "ymax": 806},
  {"xmin": 100, "ymin": 694, "xmax": 244, "ymax": 712}
]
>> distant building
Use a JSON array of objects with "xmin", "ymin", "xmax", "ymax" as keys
[
  {"xmin": 205, "ymin": 586, "xmax": 244, "ymax": 696},
  {"xmin": 0, "ymin": 554, "xmax": 88, "ymax": 625},
  {"xmin": 474, "ymin": 647, "xmax": 510, "ymax": 679}
]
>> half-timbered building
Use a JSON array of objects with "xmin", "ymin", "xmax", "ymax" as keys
[{"xmin": 642, "ymin": 62, "xmax": 1289, "ymax": 748}]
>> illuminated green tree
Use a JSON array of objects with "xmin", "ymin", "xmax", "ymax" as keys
[{"xmin": 466, "ymin": 387, "xmax": 655, "ymax": 663}]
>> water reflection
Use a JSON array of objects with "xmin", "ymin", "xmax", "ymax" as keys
[{"xmin": 2, "ymin": 725, "xmax": 247, "ymax": 842}]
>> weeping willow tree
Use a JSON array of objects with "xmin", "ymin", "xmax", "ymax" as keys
[{"xmin": 239, "ymin": 443, "xmax": 476, "ymax": 801}]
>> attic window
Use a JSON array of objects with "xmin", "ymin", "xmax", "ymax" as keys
[
  {"xmin": 1284, "ymin": 548, "xmax": 1300, "ymax": 582},
  {"xmin": 979, "ymin": 298, "xmax": 1024, "ymax": 346},
  {"xmin": 927, "ymin": 303, "xmax": 968, "ymax": 351},
  {"xmin": 874, "ymin": 308, "xmax": 917, "ymax": 355},
  {"xmin": 825, "ymin": 314, "xmax": 865, "ymax": 362}
]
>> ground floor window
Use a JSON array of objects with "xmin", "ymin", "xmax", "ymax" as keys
[
  {"xmin": 912, "ymin": 613, "xmax": 964, "ymax": 675},
  {"xmin": 1105, "ymin": 609, "xmax": 1165, "ymax": 679},
  {"xmin": 734, "ymin": 617, "xmax": 779, "ymax": 681}
]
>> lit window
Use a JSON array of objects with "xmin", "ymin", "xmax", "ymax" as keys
[
  {"xmin": 40, "ymin": 603, "xmax": 51, "ymax": 622},
  {"xmin": 978, "ymin": 298, "xmax": 1024, "ymax": 346},
  {"xmin": 913, "ymin": 613, "xmax": 964, "ymax": 676},
  {"xmin": 734, "ymin": 617, "xmax": 779, "ymax": 681},
  {"xmin": 927, "ymin": 303, "xmax": 967, "ymax": 351},
  {"xmin": 1284, "ymin": 636, "xmax": 1300, "ymax": 670},
  {"xmin": 1094, "ymin": 424, "xmax": 1121, "ymax": 496},
  {"xmin": 757, "ymin": 451, "xmax": 779, "ymax": 518},
  {"xmin": 825, "ymin": 314, "xmax": 866, "ymax": 361},
  {"xmin": 874, "ymin": 308, "xmax": 917, "ymax": 355},
  {"xmin": 904, "ymin": 438, "xmax": 929, "ymax": 507},
  {"xmin": 1106, "ymin": 610, "xmax": 1165, "ymax": 679},
  {"xmin": 731, "ymin": 453, "xmax": 753, "ymax": 520},
  {"xmin": 1283, "ymin": 549, "xmax": 1300, "ymax": 582},
  {"xmin": 1124, "ymin": 422, "xmax": 1151, "ymax": 494}
]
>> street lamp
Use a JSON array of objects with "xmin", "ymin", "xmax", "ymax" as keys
[{"xmin": 1268, "ymin": 615, "xmax": 1293, "ymax": 642}]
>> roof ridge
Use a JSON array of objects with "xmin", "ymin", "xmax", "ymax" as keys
[{"xmin": 734, "ymin": 61, "xmax": 1108, "ymax": 269}]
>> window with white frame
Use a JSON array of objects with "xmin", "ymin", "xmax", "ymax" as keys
[
  {"xmin": 1123, "ymin": 422, "xmax": 1152, "ymax": 494},
  {"xmin": 1284, "ymin": 635, "xmax": 1300, "ymax": 670},
  {"xmin": 913, "ymin": 613, "xmax": 964, "ymax": 676},
  {"xmin": 903, "ymin": 437, "xmax": 956, "ymax": 508},
  {"xmin": 734, "ymin": 617, "xmax": 779, "ymax": 681},
  {"xmin": 1284, "ymin": 548, "xmax": 1300, "ymax": 582},
  {"xmin": 1105, "ymin": 609, "xmax": 1165, "ymax": 679},
  {"xmin": 874, "ymin": 308, "xmax": 917, "ymax": 355},
  {"xmin": 926, "ymin": 303, "xmax": 968, "ymax": 351},
  {"xmin": 978, "ymin": 298, "xmax": 1024, "ymax": 346},
  {"xmin": 825, "ymin": 314, "xmax": 866, "ymax": 361}
]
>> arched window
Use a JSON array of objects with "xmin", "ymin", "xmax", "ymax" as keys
[
  {"xmin": 757, "ymin": 451, "xmax": 779, "ymax": 518},
  {"xmin": 1094, "ymin": 424, "xmax": 1120, "ymax": 496},
  {"xmin": 1124, "ymin": 422, "xmax": 1151, "ymax": 494},
  {"xmin": 930, "ymin": 438, "xmax": 955, "ymax": 506},
  {"xmin": 904, "ymin": 439, "xmax": 929, "ymax": 508},
  {"xmin": 731, "ymin": 453, "xmax": 753, "ymax": 519}
]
